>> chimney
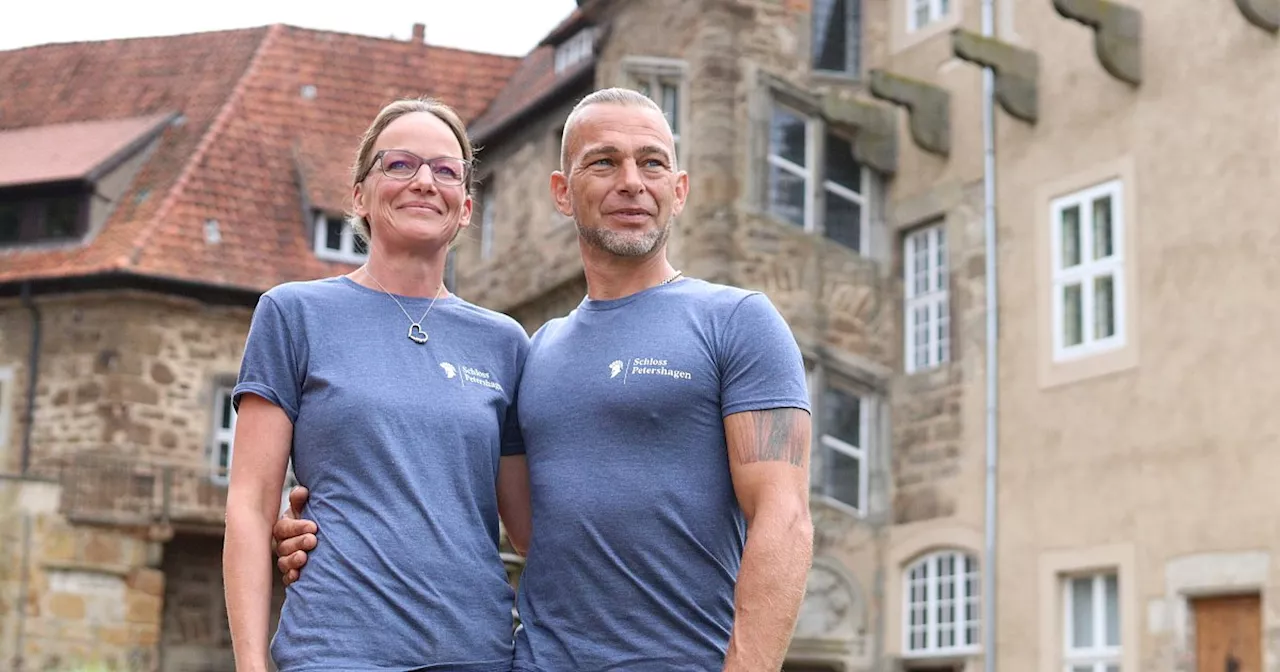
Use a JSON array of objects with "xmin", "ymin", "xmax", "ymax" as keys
[{"xmin": 411, "ymin": 23, "xmax": 426, "ymax": 43}]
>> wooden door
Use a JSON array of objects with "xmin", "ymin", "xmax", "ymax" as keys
[{"xmin": 1193, "ymin": 594, "xmax": 1262, "ymax": 672}]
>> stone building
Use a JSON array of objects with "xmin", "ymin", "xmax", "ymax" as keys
[
  {"xmin": 458, "ymin": 0, "xmax": 1280, "ymax": 671},
  {"xmin": 0, "ymin": 25, "xmax": 517, "ymax": 670},
  {"xmin": 5, "ymin": 0, "xmax": 1279, "ymax": 670}
]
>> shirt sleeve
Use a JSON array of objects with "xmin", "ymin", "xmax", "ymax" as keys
[
  {"xmin": 232, "ymin": 294, "xmax": 304, "ymax": 424},
  {"xmin": 718, "ymin": 292, "xmax": 811, "ymax": 418},
  {"xmin": 500, "ymin": 332, "xmax": 530, "ymax": 457}
]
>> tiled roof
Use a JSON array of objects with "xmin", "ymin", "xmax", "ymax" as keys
[
  {"xmin": 469, "ymin": 13, "xmax": 596, "ymax": 145},
  {"xmin": 0, "ymin": 114, "xmax": 174, "ymax": 188},
  {"xmin": 0, "ymin": 25, "xmax": 520, "ymax": 293}
]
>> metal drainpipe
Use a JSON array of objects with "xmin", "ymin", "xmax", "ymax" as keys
[
  {"xmin": 980, "ymin": 0, "xmax": 1000, "ymax": 669},
  {"xmin": 19, "ymin": 281, "xmax": 42, "ymax": 474},
  {"xmin": 13, "ymin": 513, "xmax": 32, "ymax": 670}
]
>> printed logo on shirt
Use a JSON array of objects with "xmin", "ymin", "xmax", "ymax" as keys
[
  {"xmin": 608, "ymin": 357, "xmax": 693, "ymax": 383},
  {"xmin": 441, "ymin": 361, "xmax": 505, "ymax": 392}
]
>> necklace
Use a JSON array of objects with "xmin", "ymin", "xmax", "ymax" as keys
[
  {"xmin": 361, "ymin": 267, "xmax": 445, "ymax": 344},
  {"xmin": 662, "ymin": 270, "xmax": 683, "ymax": 285}
]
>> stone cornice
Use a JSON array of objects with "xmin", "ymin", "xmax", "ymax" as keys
[
  {"xmin": 820, "ymin": 93, "xmax": 899, "ymax": 175},
  {"xmin": 868, "ymin": 69, "xmax": 951, "ymax": 157},
  {"xmin": 1052, "ymin": 0, "xmax": 1143, "ymax": 86},
  {"xmin": 1235, "ymin": 0, "xmax": 1280, "ymax": 32},
  {"xmin": 950, "ymin": 30, "xmax": 1040, "ymax": 124}
]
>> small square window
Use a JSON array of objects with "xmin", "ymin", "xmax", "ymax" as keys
[{"xmin": 313, "ymin": 212, "xmax": 368, "ymax": 264}]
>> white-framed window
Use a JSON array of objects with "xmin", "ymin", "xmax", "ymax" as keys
[
  {"xmin": 1050, "ymin": 180, "xmax": 1124, "ymax": 361},
  {"xmin": 908, "ymin": 0, "xmax": 952, "ymax": 32},
  {"xmin": 554, "ymin": 28, "xmax": 596, "ymax": 74},
  {"xmin": 766, "ymin": 102, "xmax": 874, "ymax": 254},
  {"xmin": 817, "ymin": 379, "xmax": 868, "ymax": 514},
  {"xmin": 0, "ymin": 365, "xmax": 14, "ymax": 457},
  {"xmin": 1063, "ymin": 573, "xmax": 1121, "ymax": 672},
  {"xmin": 479, "ymin": 179, "xmax": 496, "ymax": 261},
  {"xmin": 210, "ymin": 386, "xmax": 236, "ymax": 485},
  {"xmin": 626, "ymin": 59, "xmax": 686, "ymax": 161},
  {"xmin": 812, "ymin": 0, "xmax": 861, "ymax": 75},
  {"xmin": 313, "ymin": 211, "xmax": 368, "ymax": 264},
  {"xmin": 904, "ymin": 223, "xmax": 950, "ymax": 372},
  {"xmin": 904, "ymin": 550, "xmax": 981, "ymax": 657}
]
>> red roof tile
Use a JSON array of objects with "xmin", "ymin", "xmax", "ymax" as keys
[{"xmin": 0, "ymin": 24, "xmax": 520, "ymax": 293}]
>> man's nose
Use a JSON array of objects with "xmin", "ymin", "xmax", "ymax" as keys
[{"xmin": 616, "ymin": 159, "xmax": 645, "ymax": 194}]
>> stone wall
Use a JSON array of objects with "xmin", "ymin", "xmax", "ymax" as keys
[
  {"xmin": 0, "ymin": 289, "xmax": 255, "ymax": 670},
  {"xmin": 456, "ymin": 94, "xmax": 591, "ymax": 313},
  {"xmin": 0, "ymin": 291, "xmax": 252, "ymax": 477},
  {"xmin": 0, "ymin": 479, "xmax": 165, "ymax": 672}
]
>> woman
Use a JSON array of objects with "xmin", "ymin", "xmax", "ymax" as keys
[{"xmin": 224, "ymin": 98, "xmax": 531, "ymax": 672}]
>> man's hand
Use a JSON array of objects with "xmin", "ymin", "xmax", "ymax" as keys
[{"xmin": 272, "ymin": 486, "xmax": 317, "ymax": 587}]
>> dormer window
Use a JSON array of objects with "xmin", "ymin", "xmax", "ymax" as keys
[
  {"xmin": 0, "ymin": 113, "xmax": 173, "ymax": 249},
  {"xmin": 554, "ymin": 28, "xmax": 596, "ymax": 74},
  {"xmin": 313, "ymin": 211, "xmax": 368, "ymax": 263},
  {"xmin": 0, "ymin": 190, "xmax": 88, "ymax": 246}
]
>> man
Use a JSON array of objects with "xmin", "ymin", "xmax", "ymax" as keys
[{"xmin": 272, "ymin": 88, "xmax": 814, "ymax": 671}]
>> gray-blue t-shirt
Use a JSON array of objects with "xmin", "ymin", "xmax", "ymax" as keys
[
  {"xmin": 512, "ymin": 279, "xmax": 810, "ymax": 672},
  {"xmin": 233, "ymin": 276, "xmax": 527, "ymax": 672}
]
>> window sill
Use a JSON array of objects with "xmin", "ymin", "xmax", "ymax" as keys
[
  {"xmin": 898, "ymin": 650, "xmax": 981, "ymax": 671},
  {"xmin": 314, "ymin": 249, "xmax": 368, "ymax": 265},
  {"xmin": 810, "ymin": 70, "xmax": 864, "ymax": 89}
]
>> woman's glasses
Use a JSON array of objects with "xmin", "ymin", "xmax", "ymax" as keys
[{"xmin": 360, "ymin": 149, "xmax": 470, "ymax": 186}]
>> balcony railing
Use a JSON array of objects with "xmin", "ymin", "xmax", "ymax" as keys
[{"xmin": 43, "ymin": 453, "xmax": 231, "ymax": 532}]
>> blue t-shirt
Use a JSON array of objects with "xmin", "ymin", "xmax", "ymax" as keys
[
  {"xmin": 233, "ymin": 276, "xmax": 527, "ymax": 672},
  {"xmin": 512, "ymin": 279, "xmax": 810, "ymax": 672}
]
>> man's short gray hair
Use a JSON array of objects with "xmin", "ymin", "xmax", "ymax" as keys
[{"xmin": 560, "ymin": 87, "xmax": 671, "ymax": 172}]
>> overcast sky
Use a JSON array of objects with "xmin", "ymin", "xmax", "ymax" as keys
[{"xmin": 0, "ymin": 0, "xmax": 579, "ymax": 56}]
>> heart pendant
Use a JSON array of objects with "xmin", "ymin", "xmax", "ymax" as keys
[{"xmin": 407, "ymin": 323, "xmax": 429, "ymax": 344}]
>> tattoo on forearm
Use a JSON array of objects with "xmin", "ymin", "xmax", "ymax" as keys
[{"xmin": 731, "ymin": 408, "xmax": 808, "ymax": 467}]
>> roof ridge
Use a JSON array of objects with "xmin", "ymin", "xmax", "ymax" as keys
[{"xmin": 118, "ymin": 24, "xmax": 283, "ymax": 269}]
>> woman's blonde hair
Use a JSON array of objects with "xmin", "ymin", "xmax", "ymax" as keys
[{"xmin": 347, "ymin": 97, "xmax": 475, "ymax": 242}]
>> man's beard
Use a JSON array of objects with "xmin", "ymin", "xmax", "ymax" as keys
[{"xmin": 576, "ymin": 217, "xmax": 670, "ymax": 257}]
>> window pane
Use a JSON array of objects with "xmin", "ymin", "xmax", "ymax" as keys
[
  {"xmin": 769, "ymin": 107, "xmax": 807, "ymax": 166},
  {"xmin": 1105, "ymin": 666, "xmax": 1119, "ymax": 672},
  {"xmin": 934, "ymin": 228, "xmax": 947, "ymax": 290},
  {"xmin": 824, "ymin": 133, "xmax": 862, "ymax": 192},
  {"xmin": 1060, "ymin": 205, "xmax": 1081, "ymax": 267},
  {"xmin": 0, "ymin": 203, "xmax": 20, "ymax": 243},
  {"xmin": 823, "ymin": 189, "xmax": 861, "ymax": 251},
  {"xmin": 43, "ymin": 196, "xmax": 80, "ymax": 238},
  {"xmin": 812, "ymin": 0, "xmax": 849, "ymax": 71},
  {"xmin": 1071, "ymin": 577, "xmax": 1094, "ymax": 648},
  {"xmin": 661, "ymin": 83, "xmax": 679, "ymax": 135},
  {"xmin": 637, "ymin": 81, "xmax": 651, "ymax": 97},
  {"xmin": 1093, "ymin": 195, "xmax": 1114, "ymax": 260},
  {"xmin": 1062, "ymin": 284, "xmax": 1083, "ymax": 347},
  {"xmin": 220, "ymin": 393, "xmax": 234, "ymax": 430},
  {"xmin": 325, "ymin": 217, "xmax": 343, "ymax": 251},
  {"xmin": 936, "ymin": 302, "xmax": 950, "ymax": 365},
  {"xmin": 915, "ymin": 0, "xmax": 930, "ymax": 28},
  {"xmin": 1104, "ymin": 574, "xmax": 1120, "ymax": 646},
  {"xmin": 1071, "ymin": 667, "xmax": 1093, "ymax": 672},
  {"xmin": 768, "ymin": 165, "xmax": 806, "ymax": 227},
  {"xmin": 217, "ymin": 442, "xmax": 231, "ymax": 469},
  {"xmin": 1094, "ymin": 275, "xmax": 1115, "ymax": 339},
  {"xmin": 939, "ymin": 0, "xmax": 951, "ymax": 14},
  {"xmin": 821, "ymin": 385, "xmax": 861, "ymax": 447},
  {"xmin": 826, "ymin": 447, "xmax": 861, "ymax": 508}
]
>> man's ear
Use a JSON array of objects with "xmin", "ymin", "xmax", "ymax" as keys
[{"xmin": 550, "ymin": 171, "xmax": 573, "ymax": 217}]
